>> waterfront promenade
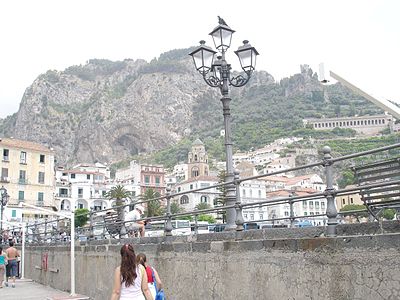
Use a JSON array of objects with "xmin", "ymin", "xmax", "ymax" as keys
[{"xmin": 0, "ymin": 279, "xmax": 89, "ymax": 300}]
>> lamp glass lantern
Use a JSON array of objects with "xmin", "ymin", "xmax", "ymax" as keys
[
  {"xmin": 209, "ymin": 24, "xmax": 235, "ymax": 52},
  {"xmin": 211, "ymin": 56, "xmax": 223, "ymax": 81},
  {"xmin": 0, "ymin": 186, "xmax": 9, "ymax": 206},
  {"xmin": 235, "ymin": 40, "xmax": 259, "ymax": 73},
  {"xmin": 2, "ymin": 193, "xmax": 9, "ymax": 206},
  {"xmin": 189, "ymin": 40, "xmax": 217, "ymax": 75}
]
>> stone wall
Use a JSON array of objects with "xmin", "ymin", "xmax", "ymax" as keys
[{"xmin": 23, "ymin": 222, "xmax": 400, "ymax": 300}]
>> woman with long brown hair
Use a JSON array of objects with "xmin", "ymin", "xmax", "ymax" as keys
[{"xmin": 111, "ymin": 244, "xmax": 153, "ymax": 300}]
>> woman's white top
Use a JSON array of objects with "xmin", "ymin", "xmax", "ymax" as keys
[{"xmin": 120, "ymin": 265, "xmax": 145, "ymax": 300}]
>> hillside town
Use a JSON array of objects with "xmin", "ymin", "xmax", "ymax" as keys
[{"xmin": 1, "ymin": 134, "xmax": 367, "ymax": 233}]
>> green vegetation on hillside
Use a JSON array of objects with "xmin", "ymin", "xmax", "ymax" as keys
[
  {"xmin": 314, "ymin": 133, "xmax": 400, "ymax": 160},
  {"xmin": 65, "ymin": 59, "xmax": 127, "ymax": 81}
]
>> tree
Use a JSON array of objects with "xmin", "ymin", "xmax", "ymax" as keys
[
  {"xmin": 171, "ymin": 202, "xmax": 184, "ymax": 214},
  {"xmin": 195, "ymin": 202, "xmax": 211, "ymax": 211},
  {"xmin": 140, "ymin": 188, "xmax": 163, "ymax": 217},
  {"xmin": 339, "ymin": 204, "xmax": 368, "ymax": 218},
  {"xmin": 349, "ymin": 103, "xmax": 356, "ymax": 116},
  {"xmin": 106, "ymin": 185, "xmax": 131, "ymax": 205},
  {"xmin": 338, "ymin": 169, "xmax": 356, "ymax": 189},
  {"xmin": 381, "ymin": 208, "xmax": 396, "ymax": 220},
  {"xmin": 75, "ymin": 208, "xmax": 89, "ymax": 228},
  {"xmin": 334, "ymin": 104, "xmax": 341, "ymax": 117},
  {"xmin": 198, "ymin": 214, "xmax": 216, "ymax": 223},
  {"xmin": 106, "ymin": 185, "xmax": 131, "ymax": 221}
]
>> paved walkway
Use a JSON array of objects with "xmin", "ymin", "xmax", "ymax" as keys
[{"xmin": 0, "ymin": 279, "xmax": 89, "ymax": 300}]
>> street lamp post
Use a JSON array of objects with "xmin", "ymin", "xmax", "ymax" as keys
[
  {"xmin": 189, "ymin": 17, "xmax": 259, "ymax": 230},
  {"xmin": 0, "ymin": 186, "xmax": 10, "ymax": 238}
]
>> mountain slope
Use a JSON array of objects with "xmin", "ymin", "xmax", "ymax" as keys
[{"xmin": 0, "ymin": 49, "xmax": 383, "ymax": 165}]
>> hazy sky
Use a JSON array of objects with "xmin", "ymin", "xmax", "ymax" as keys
[{"xmin": 0, "ymin": 0, "xmax": 399, "ymax": 118}]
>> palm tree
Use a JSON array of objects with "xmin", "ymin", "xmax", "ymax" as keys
[
  {"xmin": 195, "ymin": 202, "xmax": 211, "ymax": 211},
  {"xmin": 171, "ymin": 202, "xmax": 184, "ymax": 214},
  {"xmin": 140, "ymin": 188, "xmax": 163, "ymax": 217},
  {"xmin": 106, "ymin": 185, "xmax": 131, "ymax": 226}
]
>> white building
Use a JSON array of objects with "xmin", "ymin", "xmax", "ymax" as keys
[
  {"xmin": 55, "ymin": 167, "xmax": 115, "ymax": 212},
  {"xmin": 262, "ymin": 174, "xmax": 326, "ymax": 193},
  {"xmin": 266, "ymin": 189, "xmax": 327, "ymax": 226},
  {"xmin": 240, "ymin": 179, "xmax": 268, "ymax": 222},
  {"xmin": 174, "ymin": 176, "xmax": 220, "ymax": 212},
  {"xmin": 115, "ymin": 160, "xmax": 165, "ymax": 195},
  {"xmin": 72, "ymin": 162, "xmax": 111, "ymax": 178},
  {"xmin": 172, "ymin": 163, "xmax": 188, "ymax": 182}
]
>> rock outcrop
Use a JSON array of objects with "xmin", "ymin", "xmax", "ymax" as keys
[{"xmin": 0, "ymin": 49, "xmax": 381, "ymax": 165}]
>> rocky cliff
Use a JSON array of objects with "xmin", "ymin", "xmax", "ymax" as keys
[{"xmin": 0, "ymin": 48, "xmax": 382, "ymax": 165}]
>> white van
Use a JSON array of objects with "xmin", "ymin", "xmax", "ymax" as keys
[{"xmin": 145, "ymin": 220, "xmax": 191, "ymax": 237}]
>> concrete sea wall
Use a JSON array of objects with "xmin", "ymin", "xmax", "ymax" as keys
[{"xmin": 23, "ymin": 222, "xmax": 400, "ymax": 300}]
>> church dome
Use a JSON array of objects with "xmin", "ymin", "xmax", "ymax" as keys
[{"xmin": 192, "ymin": 138, "xmax": 204, "ymax": 146}]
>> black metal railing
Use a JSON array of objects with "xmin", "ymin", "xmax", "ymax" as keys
[{"xmin": 3, "ymin": 143, "xmax": 400, "ymax": 244}]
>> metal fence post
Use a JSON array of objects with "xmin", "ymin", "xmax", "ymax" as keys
[
  {"xmin": 44, "ymin": 218, "xmax": 48, "ymax": 243},
  {"xmin": 323, "ymin": 146, "xmax": 338, "ymax": 236},
  {"xmin": 119, "ymin": 200, "xmax": 127, "ymax": 239},
  {"xmin": 193, "ymin": 212, "xmax": 199, "ymax": 235},
  {"xmin": 34, "ymin": 220, "xmax": 39, "ymax": 243},
  {"xmin": 289, "ymin": 195, "xmax": 295, "ymax": 228},
  {"xmin": 165, "ymin": 188, "xmax": 173, "ymax": 236},
  {"xmin": 234, "ymin": 170, "xmax": 244, "ymax": 231},
  {"xmin": 55, "ymin": 216, "xmax": 60, "ymax": 242},
  {"xmin": 88, "ymin": 209, "xmax": 94, "ymax": 240}
]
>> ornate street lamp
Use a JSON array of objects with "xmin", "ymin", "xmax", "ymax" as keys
[
  {"xmin": 189, "ymin": 17, "xmax": 259, "ymax": 230},
  {"xmin": 0, "ymin": 186, "xmax": 10, "ymax": 235}
]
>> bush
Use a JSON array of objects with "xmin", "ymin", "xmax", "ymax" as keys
[
  {"xmin": 339, "ymin": 204, "xmax": 368, "ymax": 218},
  {"xmin": 197, "ymin": 214, "xmax": 216, "ymax": 224},
  {"xmin": 75, "ymin": 208, "xmax": 90, "ymax": 228},
  {"xmin": 382, "ymin": 208, "xmax": 396, "ymax": 220}
]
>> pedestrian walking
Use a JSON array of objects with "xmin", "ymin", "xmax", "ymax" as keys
[
  {"xmin": 111, "ymin": 244, "xmax": 153, "ymax": 300},
  {"xmin": 136, "ymin": 253, "xmax": 163, "ymax": 300},
  {"xmin": 5, "ymin": 241, "xmax": 19, "ymax": 288},
  {"xmin": 0, "ymin": 246, "xmax": 6, "ymax": 288}
]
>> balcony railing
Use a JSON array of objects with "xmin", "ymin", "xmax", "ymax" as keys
[
  {"xmin": 0, "ymin": 177, "xmax": 10, "ymax": 183},
  {"xmin": 56, "ymin": 193, "xmax": 71, "ymax": 198}
]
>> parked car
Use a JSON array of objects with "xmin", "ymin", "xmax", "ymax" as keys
[
  {"xmin": 213, "ymin": 224, "xmax": 226, "ymax": 232},
  {"xmin": 244, "ymin": 222, "xmax": 259, "ymax": 230},
  {"xmin": 294, "ymin": 220, "xmax": 313, "ymax": 228}
]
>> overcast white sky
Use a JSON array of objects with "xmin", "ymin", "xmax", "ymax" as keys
[{"xmin": 0, "ymin": 0, "xmax": 399, "ymax": 118}]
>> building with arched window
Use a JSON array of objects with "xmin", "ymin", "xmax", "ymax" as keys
[
  {"xmin": 55, "ymin": 163, "xmax": 115, "ymax": 213},
  {"xmin": 303, "ymin": 114, "xmax": 394, "ymax": 135},
  {"xmin": 174, "ymin": 176, "xmax": 219, "ymax": 212}
]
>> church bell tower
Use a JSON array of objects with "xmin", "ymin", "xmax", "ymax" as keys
[{"xmin": 187, "ymin": 139, "xmax": 209, "ymax": 179}]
